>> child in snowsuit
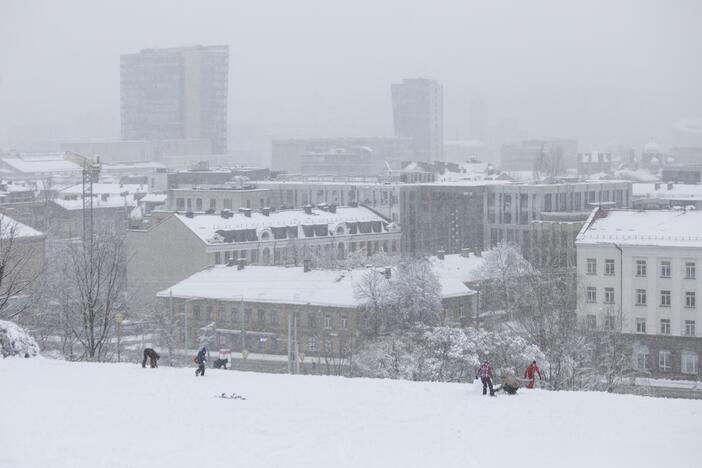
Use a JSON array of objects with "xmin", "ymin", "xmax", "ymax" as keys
[
  {"xmin": 213, "ymin": 358, "xmax": 228, "ymax": 369},
  {"xmin": 498, "ymin": 371, "xmax": 520, "ymax": 395},
  {"xmin": 476, "ymin": 360, "xmax": 495, "ymax": 396},
  {"xmin": 195, "ymin": 347, "xmax": 207, "ymax": 376},
  {"xmin": 524, "ymin": 360, "xmax": 542, "ymax": 389},
  {"xmin": 142, "ymin": 348, "xmax": 160, "ymax": 368}
]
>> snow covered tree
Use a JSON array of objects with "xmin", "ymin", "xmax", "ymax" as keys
[
  {"xmin": 390, "ymin": 259, "xmax": 443, "ymax": 327},
  {"xmin": 475, "ymin": 241, "xmax": 533, "ymax": 319}
]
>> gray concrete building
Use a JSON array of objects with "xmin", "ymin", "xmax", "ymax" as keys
[
  {"xmin": 120, "ymin": 45, "xmax": 229, "ymax": 154},
  {"xmin": 391, "ymin": 78, "xmax": 443, "ymax": 162}
]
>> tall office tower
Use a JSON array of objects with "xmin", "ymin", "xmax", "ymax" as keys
[
  {"xmin": 120, "ymin": 45, "xmax": 229, "ymax": 154},
  {"xmin": 391, "ymin": 78, "xmax": 444, "ymax": 162}
]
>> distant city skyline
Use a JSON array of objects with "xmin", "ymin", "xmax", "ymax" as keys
[{"xmin": 1, "ymin": 0, "xmax": 701, "ymax": 155}]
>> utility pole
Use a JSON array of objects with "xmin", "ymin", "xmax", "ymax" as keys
[
  {"xmin": 294, "ymin": 311, "xmax": 300, "ymax": 374},
  {"xmin": 240, "ymin": 297, "xmax": 245, "ymax": 352}
]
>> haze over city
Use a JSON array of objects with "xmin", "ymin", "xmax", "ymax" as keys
[{"xmin": 2, "ymin": 0, "xmax": 701, "ymax": 157}]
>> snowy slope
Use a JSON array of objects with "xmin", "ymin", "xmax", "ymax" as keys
[{"xmin": 0, "ymin": 358, "xmax": 700, "ymax": 468}]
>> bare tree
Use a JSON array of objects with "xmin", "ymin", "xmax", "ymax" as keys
[
  {"xmin": 58, "ymin": 227, "xmax": 127, "ymax": 361},
  {"xmin": 0, "ymin": 216, "xmax": 43, "ymax": 321}
]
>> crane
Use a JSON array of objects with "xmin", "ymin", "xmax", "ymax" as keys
[{"xmin": 64, "ymin": 150, "xmax": 101, "ymax": 242}]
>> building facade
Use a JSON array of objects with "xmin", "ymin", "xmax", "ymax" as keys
[
  {"xmin": 127, "ymin": 206, "xmax": 401, "ymax": 313},
  {"xmin": 576, "ymin": 208, "xmax": 702, "ymax": 379},
  {"xmin": 391, "ymin": 78, "xmax": 443, "ymax": 162},
  {"xmin": 120, "ymin": 45, "xmax": 229, "ymax": 154}
]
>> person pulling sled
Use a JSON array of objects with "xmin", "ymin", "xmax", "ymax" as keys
[
  {"xmin": 476, "ymin": 360, "xmax": 495, "ymax": 396},
  {"xmin": 194, "ymin": 347, "xmax": 207, "ymax": 376},
  {"xmin": 524, "ymin": 360, "xmax": 542, "ymax": 389}
]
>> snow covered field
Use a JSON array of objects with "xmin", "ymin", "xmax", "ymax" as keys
[{"xmin": 1, "ymin": 358, "xmax": 700, "ymax": 468}]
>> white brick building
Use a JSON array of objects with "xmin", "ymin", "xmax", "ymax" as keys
[{"xmin": 576, "ymin": 208, "xmax": 702, "ymax": 378}]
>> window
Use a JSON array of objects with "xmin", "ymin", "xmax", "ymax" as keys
[
  {"xmin": 209, "ymin": 198, "xmax": 216, "ymax": 210},
  {"xmin": 193, "ymin": 305, "xmax": 201, "ymax": 320},
  {"xmin": 685, "ymin": 262, "xmax": 696, "ymax": 279},
  {"xmin": 586, "ymin": 258, "xmax": 597, "ymax": 275},
  {"xmin": 308, "ymin": 314, "xmax": 317, "ymax": 329},
  {"xmin": 214, "ymin": 252, "xmax": 221, "ymax": 264},
  {"xmin": 681, "ymin": 352, "xmax": 698, "ymax": 375},
  {"xmin": 308, "ymin": 337, "xmax": 317, "ymax": 352},
  {"xmin": 636, "ymin": 260, "xmax": 647, "ymax": 277},
  {"xmin": 363, "ymin": 317, "xmax": 370, "ymax": 330},
  {"xmin": 196, "ymin": 198, "xmax": 203, "ymax": 211},
  {"xmin": 324, "ymin": 339, "xmax": 333, "ymax": 353},
  {"xmin": 660, "ymin": 319, "xmax": 671, "ymax": 335},
  {"xmin": 604, "ymin": 288, "xmax": 615, "ymax": 304},
  {"xmin": 604, "ymin": 315, "xmax": 615, "ymax": 330},
  {"xmin": 659, "ymin": 351, "xmax": 671, "ymax": 372},
  {"xmin": 605, "ymin": 259, "xmax": 615, "ymax": 275},
  {"xmin": 635, "ymin": 349, "xmax": 648, "ymax": 370},
  {"xmin": 660, "ymin": 260, "xmax": 671, "ymax": 278},
  {"xmin": 219, "ymin": 336, "xmax": 226, "ymax": 345},
  {"xmin": 217, "ymin": 305, "xmax": 225, "ymax": 321},
  {"xmin": 176, "ymin": 198, "xmax": 185, "ymax": 210},
  {"xmin": 685, "ymin": 292, "xmax": 696, "ymax": 308},
  {"xmin": 324, "ymin": 315, "xmax": 332, "ymax": 329},
  {"xmin": 635, "ymin": 318, "xmax": 646, "ymax": 333},
  {"xmin": 205, "ymin": 305, "xmax": 213, "ymax": 320},
  {"xmin": 660, "ymin": 290, "xmax": 671, "ymax": 307},
  {"xmin": 257, "ymin": 310, "xmax": 265, "ymax": 324},
  {"xmin": 340, "ymin": 316, "xmax": 348, "ymax": 330},
  {"xmin": 635, "ymin": 289, "xmax": 647, "ymax": 306},
  {"xmin": 269, "ymin": 311, "xmax": 279, "ymax": 326},
  {"xmin": 586, "ymin": 314, "xmax": 597, "ymax": 329},
  {"xmin": 684, "ymin": 320, "xmax": 696, "ymax": 337},
  {"xmin": 586, "ymin": 287, "xmax": 597, "ymax": 303}
]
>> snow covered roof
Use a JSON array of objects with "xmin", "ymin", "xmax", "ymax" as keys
[
  {"xmin": 576, "ymin": 208, "xmax": 702, "ymax": 248},
  {"xmin": 174, "ymin": 206, "xmax": 397, "ymax": 245},
  {"xmin": 0, "ymin": 214, "xmax": 44, "ymax": 239},
  {"xmin": 429, "ymin": 253, "xmax": 487, "ymax": 284},
  {"xmin": 632, "ymin": 183, "xmax": 702, "ymax": 200},
  {"xmin": 140, "ymin": 193, "xmax": 167, "ymax": 204},
  {"xmin": 52, "ymin": 194, "xmax": 139, "ymax": 211},
  {"xmin": 59, "ymin": 183, "xmax": 148, "ymax": 196},
  {"xmin": 158, "ymin": 264, "xmax": 474, "ymax": 308},
  {"xmin": 0, "ymin": 157, "xmax": 81, "ymax": 173}
]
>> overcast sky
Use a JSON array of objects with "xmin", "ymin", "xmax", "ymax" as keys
[{"xmin": 1, "ymin": 0, "xmax": 701, "ymax": 152}]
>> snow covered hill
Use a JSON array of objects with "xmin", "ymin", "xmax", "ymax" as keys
[{"xmin": 0, "ymin": 358, "xmax": 699, "ymax": 468}]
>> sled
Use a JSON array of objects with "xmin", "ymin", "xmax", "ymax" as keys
[{"xmin": 216, "ymin": 392, "xmax": 246, "ymax": 400}]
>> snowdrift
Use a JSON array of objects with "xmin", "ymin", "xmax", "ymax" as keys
[
  {"xmin": 0, "ymin": 358, "xmax": 699, "ymax": 468},
  {"xmin": 0, "ymin": 320, "xmax": 39, "ymax": 358}
]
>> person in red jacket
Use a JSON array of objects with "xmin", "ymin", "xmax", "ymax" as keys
[{"xmin": 524, "ymin": 360, "xmax": 542, "ymax": 389}]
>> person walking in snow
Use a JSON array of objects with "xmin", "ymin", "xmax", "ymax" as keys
[
  {"xmin": 476, "ymin": 360, "xmax": 495, "ymax": 396},
  {"xmin": 142, "ymin": 348, "xmax": 160, "ymax": 368},
  {"xmin": 497, "ymin": 370, "xmax": 520, "ymax": 395},
  {"xmin": 524, "ymin": 360, "xmax": 542, "ymax": 389},
  {"xmin": 195, "ymin": 347, "xmax": 207, "ymax": 376}
]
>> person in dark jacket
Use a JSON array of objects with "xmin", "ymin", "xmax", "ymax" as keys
[
  {"xmin": 142, "ymin": 348, "xmax": 160, "ymax": 368},
  {"xmin": 195, "ymin": 347, "xmax": 207, "ymax": 376},
  {"xmin": 476, "ymin": 360, "xmax": 495, "ymax": 396},
  {"xmin": 213, "ymin": 357, "xmax": 228, "ymax": 369}
]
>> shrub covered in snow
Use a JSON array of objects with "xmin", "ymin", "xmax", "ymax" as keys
[{"xmin": 0, "ymin": 320, "xmax": 40, "ymax": 358}]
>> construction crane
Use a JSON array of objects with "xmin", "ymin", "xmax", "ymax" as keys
[{"xmin": 64, "ymin": 150, "xmax": 101, "ymax": 242}]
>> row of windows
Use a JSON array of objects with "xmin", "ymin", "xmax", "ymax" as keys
[
  {"xmin": 634, "ymin": 318, "xmax": 696, "ymax": 336},
  {"xmin": 586, "ymin": 258, "xmax": 696, "ymax": 279},
  {"xmin": 585, "ymin": 287, "xmax": 696, "ymax": 308},
  {"xmin": 175, "ymin": 197, "xmax": 271, "ymax": 211},
  {"xmin": 184, "ymin": 304, "xmax": 365, "ymax": 331},
  {"xmin": 635, "ymin": 349, "xmax": 698, "ymax": 374}
]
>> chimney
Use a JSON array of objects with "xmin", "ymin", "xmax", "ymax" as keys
[
  {"xmin": 303, "ymin": 204, "xmax": 313, "ymax": 215},
  {"xmin": 185, "ymin": 211, "xmax": 194, "ymax": 218},
  {"xmin": 461, "ymin": 247, "xmax": 471, "ymax": 258},
  {"xmin": 654, "ymin": 182, "xmax": 661, "ymax": 191},
  {"xmin": 221, "ymin": 209, "xmax": 232, "ymax": 219},
  {"xmin": 667, "ymin": 182, "xmax": 674, "ymax": 190},
  {"xmin": 328, "ymin": 204, "xmax": 337, "ymax": 213},
  {"xmin": 237, "ymin": 257, "xmax": 247, "ymax": 270},
  {"xmin": 303, "ymin": 259, "xmax": 312, "ymax": 272},
  {"xmin": 437, "ymin": 249, "xmax": 445, "ymax": 260},
  {"xmin": 240, "ymin": 208, "xmax": 252, "ymax": 218},
  {"xmin": 384, "ymin": 267, "xmax": 391, "ymax": 279},
  {"xmin": 261, "ymin": 207, "xmax": 270, "ymax": 216}
]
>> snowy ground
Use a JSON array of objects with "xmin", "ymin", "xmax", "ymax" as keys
[{"xmin": 1, "ymin": 358, "xmax": 700, "ymax": 468}]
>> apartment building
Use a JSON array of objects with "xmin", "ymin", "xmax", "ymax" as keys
[{"xmin": 576, "ymin": 208, "xmax": 702, "ymax": 379}]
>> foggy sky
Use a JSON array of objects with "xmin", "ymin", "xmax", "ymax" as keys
[{"xmin": 1, "ymin": 0, "xmax": 701, "ymax": 152}]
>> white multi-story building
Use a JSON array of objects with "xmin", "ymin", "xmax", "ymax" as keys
[{"xmin": 576, "ymin": 207, "xmax": 702, "ymax": 378}]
